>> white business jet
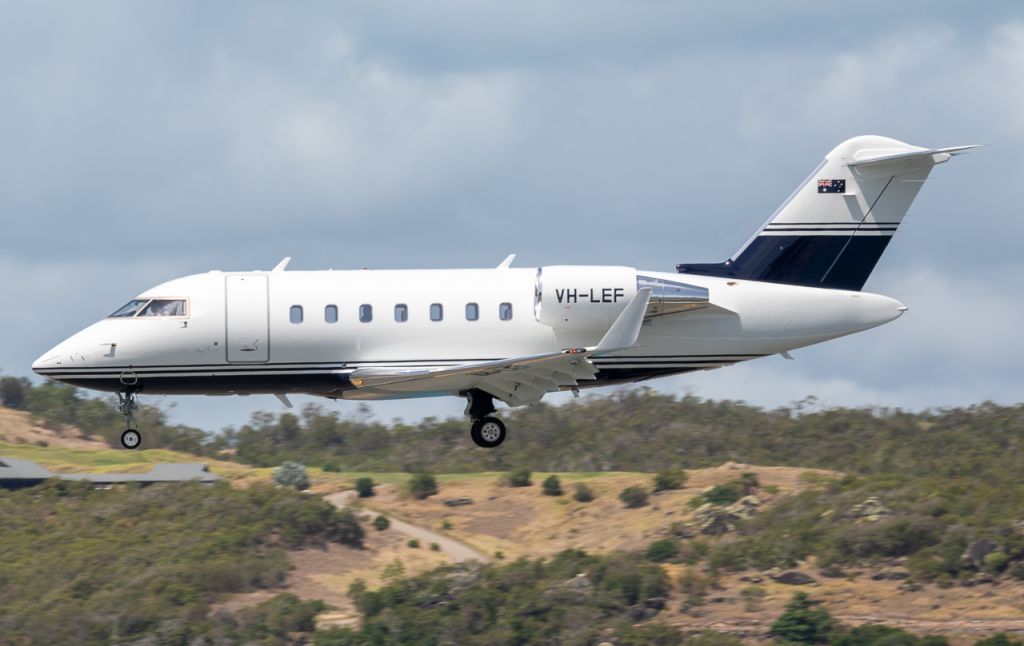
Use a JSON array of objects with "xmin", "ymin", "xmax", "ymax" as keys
[{"xmin": 33, "ymin": 136, "xmax": 976, "ymax": 450}]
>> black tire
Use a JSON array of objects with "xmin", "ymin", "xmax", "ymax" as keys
[
  {"xmin": 121, "ymin": 429, "xmax": 142, "ymax": 450},
  {"xmin": 470, "ymin": 416, "xmax": 506, "ymax": 448}
]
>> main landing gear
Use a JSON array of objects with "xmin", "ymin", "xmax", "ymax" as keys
[
  {"xmin": 464, "ymin": 389, "xmax": 506, "ymax": 448},
  {"xmin": 117, "ymin": 391, "xmax": 142, "ymax": 450}
]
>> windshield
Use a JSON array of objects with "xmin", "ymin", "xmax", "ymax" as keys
[
  {"xmin": 108, "ymin": 298, "xmax": 187, "ymax": 318},
  {"xmin": 109, "ymin": 300, "xmax": 149, "ymax": 318}
]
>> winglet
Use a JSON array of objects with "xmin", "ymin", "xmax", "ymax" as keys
[
  {"xmin": 497, "ymin": 254, "xmax": 516, "ymax": 269},
  {"xmin": 272, "ymin": 257, "xmax": 292, "ymax": 272},
  {"xmin": 274, "ymin": 393, "xmax": 294, "ymax": 408},
  {"xmin": 593, "ymin": 288, "xmax": 652, "ymax": 355}
]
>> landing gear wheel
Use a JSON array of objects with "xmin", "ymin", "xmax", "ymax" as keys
[
  {"xmin": 470, "ymin": 416, "xmax": 506, "ymax": 448},
  {"xmin": 121, "ymin": 429, "xmax": 142, "ymax": 450}
]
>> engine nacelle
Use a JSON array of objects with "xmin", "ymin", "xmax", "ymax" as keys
[{"xmin": 534, "ymin": 265, "xmax": 638, "ymax": 332}]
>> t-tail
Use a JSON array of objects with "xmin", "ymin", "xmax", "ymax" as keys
[{"xmin": 677, "ymin": 135, "xmax": 978, "ymax": 291}]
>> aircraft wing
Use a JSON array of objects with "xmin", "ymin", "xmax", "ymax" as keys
[{"xmin": 347, "ymin": 288, "xmax": 652, "ymax": 406}]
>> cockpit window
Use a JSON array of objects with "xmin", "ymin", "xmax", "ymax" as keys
[
  {"xmin": 109, "ymin": 300, "xmax": 149, "ymax": 318},
  {"xmin": 139, "ymin": 300, "xmax": 186, "ymax": 317},
  {"xmin": 109, "ymin": 299, "xmax": 187, "ymax": 318}
]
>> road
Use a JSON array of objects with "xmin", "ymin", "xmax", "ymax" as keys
[{"xmin": 325, "ymin": 490, "xmax": 489, "ymax": 564}]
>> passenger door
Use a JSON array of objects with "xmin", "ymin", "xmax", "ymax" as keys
[{"xmin": 225, "ymin": 275, "xmax": 270, "ymax": 363}]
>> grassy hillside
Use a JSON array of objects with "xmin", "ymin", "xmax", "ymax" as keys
[{"xmin": 0, "ymin": 480, "xmax": 363, "ymax": 645}]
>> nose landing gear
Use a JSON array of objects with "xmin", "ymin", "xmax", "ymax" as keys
[
  {"xmin": 463, "ymin": 389, "xmax": 506, "ymax": 448},
  {"xmin": 117, "ymin": 391, "xmax": 142, "ymax": 450}
]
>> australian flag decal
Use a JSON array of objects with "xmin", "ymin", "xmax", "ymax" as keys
[{"xmin": 817, "ymin": 179, "xmax": 846, "ymax": 194}]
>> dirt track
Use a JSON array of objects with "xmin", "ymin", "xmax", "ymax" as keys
[{"xmin": 325, "ymin": 490, "xmax": 489, "ymax": 564}]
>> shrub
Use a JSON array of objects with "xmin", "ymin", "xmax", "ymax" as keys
[
  {"xmin": 619, "ymin": 486, "xmax": 649, "ymax": 508},
  {"xmin": 703, "ymin": 482, "xmax": 742, "ymax": 506},
  {"xmin": 273, "ymin": 461, "xmax": 310, "ymax": 491},
  {"xmin": 646, "ymin": 538, "xmax": 680, "ymax": 562},
  {"xmin": 407, "ymin": 539, "xmax": 420, "ymax": 548},
  {"xmin": 975, "ymin": 635, "xmax": 1024, "ymax": 646},
  {"xmin": 408, "ymin": 472, "xmax": 438, "ymax": 500},
  {"xmin": 683, "ymin": 631, "xmax": 744, "ymax": 646},
  {"xmin": 1008, "ymin": 561, "xmax": 1024, "ymax": 580},
  {"xmin": 573, "ymin": 483, "xmax": 595, "ymax": 502},
  {"xmin": 739, "ymin": 472, "xmax": 760, "ymax": 495},
  {"xmin": 506, "ymin": 468, "xmax": 532, "ymax": 487},
  {"xmin": 322, "ymin": 462, "xmax": 341, "ymax": 473},
  {"xmin": 441, "ymin": 519, "xmax": 453, "ymax": 530},
  {"xmin": 678, "ymin": 568, "xmax": 711, "ymax": 606},
  {"xmin": 740, "ymin": 585, "xmax": 766, "ymax": 612},
  {"xmin": 355, "ymin": 477, "xmax": 375, "ymax": 498},
  {"xmin": 831, "ymin": 624, "xmax": 951, "ymax": 646},
  {"xmin": 430, "ymin": 543, "xmax": 440, "ymax": 552},
  {"xmin": 770, "ymin": 592, "xmax": 834, "ymax": 644},
  {"xmin": 984, "ymin": 551, "xmax": 1009, "ymax": 574},
  {"xmin": 373, "ymin": 515, "xmax": 390, "ymax": 531},
  {"xmin": 331, "ymin": 509, "xmax": 365, "ymax": 548},
  {"xmin": 653, "ymin": 468, "xmax": 687, "ymax": 492},
  {"xmin": 542, "ymin": 475, "xmax": 563, "ymax": 496}
]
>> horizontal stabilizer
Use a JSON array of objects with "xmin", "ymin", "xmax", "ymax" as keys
[{"xmin": 848, "ymin": 144, "xmax": 981, "ymax": 168}]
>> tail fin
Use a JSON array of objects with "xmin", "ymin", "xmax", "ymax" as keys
[{"xmin": 677, "ymin": 135, "xmax": 978, "ymax": 291}]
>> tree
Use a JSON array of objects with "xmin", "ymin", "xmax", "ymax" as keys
[
  {"xmin": 408, "ymin": 472, "xmax": 438, "ymax": 500},
  {"xmin": 373, "ymin": 515, "xmax": 390, "ymax": 531},
  {"xmin": 770, "ymin": 592, "xmax": 835, "ymax": 644},
  {"xmin": 573, "ymin": 483, "xmax": 595, "ymax": 502},
  {"xmin": 506, "ymin": 468, "xmax": 532, "ymax": 487},
  {"xmin": 0, "ymin": 376, "xmax": 28, "ymax": 409},
  {"xmin": 273, "ymin": 461, "xmax": 310, "ymax": 491},
  {"xmin": 355, "ymin": 477, "xmax": 375, "ymax": 498},
  {"xmin": 542, "ymin": 475, "xmax": 563, "ymax": 496},
  {"xmin": 653, "ymin": 468, "xmax": 687, "ymax": 492},
  {"xmin": 619, "ymin": 486, "xmax": 649, "ymax": 508}
]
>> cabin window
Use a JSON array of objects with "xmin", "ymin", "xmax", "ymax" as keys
[
  {"xmin": 465, "ymin": 302, "xmax": 479, "ymax": 321},
  {"xmin": 499, "ymin": 302, "xmax": 513, "ymax": 321},
  {"xmin": 290, "ymin": 305, "xmax": 304, "ymax": 324},
  {"xmin": 325, "ymin": 305, "xmax": 338, "ymax": 324},
  {"xmin": 394, "ymin": 304, "xmax": 408, "ymax": 322},
  {"xmin": 359, "ymin": 304, "xmax": 373, "ymax": 322},
  {"xmin": 430, "ymin": 303, "xmax": 443, "ymax": 321}
]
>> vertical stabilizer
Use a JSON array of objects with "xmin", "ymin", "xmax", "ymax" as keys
[{"xmin": 677, "ymin": 136, "xmax": 977, "ymax": 290}]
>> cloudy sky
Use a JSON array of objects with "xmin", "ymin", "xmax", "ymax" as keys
[{"xmin": 2, "ymin": 2, "xmax": 1021, "ymax": 430}]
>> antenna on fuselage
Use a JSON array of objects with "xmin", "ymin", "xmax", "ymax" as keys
[
  {"xmin": 272, "ymin": 257, "xmax": 292, "ymax": 272},
  {"xmin": 497, "ymin": 254, "xmax": 516, "ymax": 269}
]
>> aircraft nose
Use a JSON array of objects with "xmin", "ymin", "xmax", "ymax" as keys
[
  {"xmin": 32, "ymin": 351, "xmax": 58, "ymax": 373},
  {"xmin": 32, "ymin": 334, "xmax": 92, "ymax": 375}
]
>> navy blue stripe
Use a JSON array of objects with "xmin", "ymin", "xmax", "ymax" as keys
[{"xmin": 678, "ymin": 234, "xmax": 891, "ymax": 291}]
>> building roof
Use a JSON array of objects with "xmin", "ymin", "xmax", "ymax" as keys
[
  {"xmin": 0, "ymin": 457, "xmax": 54, "ymax": 480},
  {"xmin": 0, "ymin": 457, "xmax": 218, "ymax": 485}
]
